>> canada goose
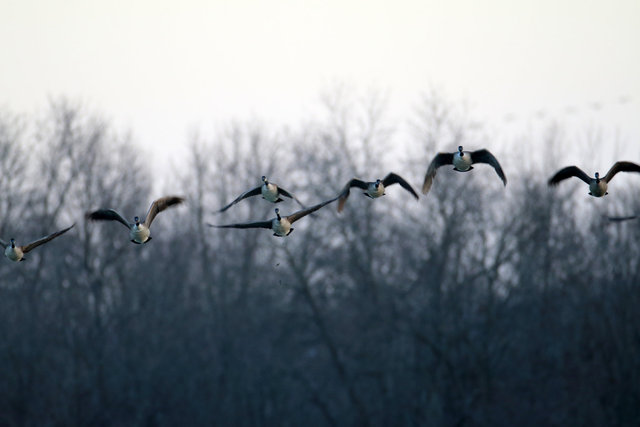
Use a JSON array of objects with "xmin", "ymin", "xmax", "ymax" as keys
[
  {"xmin": 217, "ymin": 176, "xmax": 305, "ymax": 213},
  {"xmin": 87, "ymin": 196, "xmax": 184, "ymax": 244},
  {"xmin": 209, "ymin": 197, "xmax": 336, "ymax": 237},
  {"xmin": 422, "ymin": 146, "xmax": 507, "ymax": 194},
  {"xmin": 548, "ymin": 161, "xmax": 640, "ymax": 197},
  {"xmin": 0, "ymin": 224, "xmax": 75, "ymax": 262},
  {"xmin": 337, "ymin": 172, "xmax": 419, "ymax": 213}
]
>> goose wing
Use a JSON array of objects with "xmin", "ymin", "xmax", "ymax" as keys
[
  {"xmin": 608, "ymin": 215, "xmax": 638, "ymax": 222},
  {"xmin": 337, "ymin": 179, "xmax": 368, "ymax": 213},
  {"xmin": 470, "ymin": 149, "xmax": 507, "ymax": 185},
  {"xmin": 217, "ymin": 186, "xmax": 262, "ymax": 213},
  {"xmin": 422, "ymin": 152, "xmax": 454, "ymax": 194},
  {"xmin": 278, "ymin": 187, "xmax": 307, "ymax": 209},
  {"xmin": 287, "ymin": 197, "xmax": 338, "ymax": 224},
  {"xmin": 208, "ymin": 220, "xmax": 273, "ymax": 230},
  {"xmin": 382, "ymin": 172, "xmax": 419, "ymax": 200},
  {"xmin": 86, "ymin": 209, "xmax": 131, "ymax": 229},
  {"xmin": 548, "ymin": 166, "xmax": 592, "ymax": 186},
  {"xmin": 21, "ymin": 224, "xmax": 75, "ymax": 254},
  {"xmin": 144, "ymin": 196, "xmax": 184, "ymax": 227},
  {"xmin": 0, "ymin": 238, "xmax": 8, "ymax": 249},
  {"xmin": 603, "ymin": 161, "xmax": 640, "ymax": 183}
]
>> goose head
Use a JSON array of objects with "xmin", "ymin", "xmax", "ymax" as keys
[
  {"xmin": 374, "ymin": 179, "xmax": 381, "ymax": 189},
  {"xmin": 458, "ymin": 145, "xmax": 464, "ymax": 156},
  {"xmin": 10, "ymin": 238, "xmax": 15, "ymax": 248},
  {"xmin": 262, "ymin": 175, "xmax": 268, "ymax": 185},
  {"xmin": 275, "ymin": 208, "xmax": 281, "ymax": 221},
  {"xmin": 134, "ymin": 216, "xmax": 141, "ymax": 227},
  {"xmin": 595, "ymin": 172, "xmax": 600, "ymax": 183}
]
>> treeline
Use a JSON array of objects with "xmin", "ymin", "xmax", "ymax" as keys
[{"xmin": 0, "ymin": 94, "xmax": 638, "ymax": 426}]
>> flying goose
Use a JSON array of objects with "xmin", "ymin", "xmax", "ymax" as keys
[
  {"xmin": 548, "ymin": 161, "xmax": 640, "ymax": 197},
  {"xmin": 337, "ymin": 172, "xmax": 419, "ymax": 213},
  {"xmin": 422, "ymin": 145, "xmax": 507, "ymax": 194},
  {"xmin": 1, "ymin": 223, "xmax": 75, "ymax": 262},
  {"xmin": 209, "ymin": 197, "xmax": 336, "ymax": 237},
  {"xmin": 217, "ymin": 176, "xmax": 305, "ymax": 213},
  {"xmin": 87, "ymin": 196, "xmax": 184, "ymax": 244}
]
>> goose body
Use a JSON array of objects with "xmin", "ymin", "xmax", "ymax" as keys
[
  {"xmin": 337, "ymin": 172, "xmax": 419, "ymax": 212},
  {"xmin": 422, "ymin": 146, "xmax": 507, "ymax": 194},
  {"xmin": 210, "ymin": 197, "xmax": 337, "ymax": 237},
  {"xmin": 548, "ymin": 161, "xmax": 640, "ymax": 197},
  {"xmin": 366, "ymin": 180, "xmax": 386, "ymax": 198},
  {"xmin": 130, "ymin": 222, "xmax": 151, "ymax": 244},
  {"xmin": 261, "ymin": 181, "xmax": 281, "ymax": 203},
  {"xmin": 452, "ymin": 149, "xmax": 474, "ymax": 172},
  {"xmin": 217, "ymin": 176, "xmax": 305, "ymax": 212},
  {"xmin": 1, "ymin": 224, "xmax": 75, "ymax": 262},
  {"xmin": 589, "ymin": 178, "xmax": 608, "ymax": 197},
  {"xmin": 87, "ymin": 196, "xmax": 184, "ymax": 244},
  {"xmin": 4, "ymin": 244, "xmax": 24, "ymax": 262},
  {"xmin": 271, "ymin": 214, "xmax": 292, "ymax": 237}
]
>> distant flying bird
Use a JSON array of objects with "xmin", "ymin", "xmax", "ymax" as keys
[
  {"xmin": 87, "ymin": 196, "xmax": 184, "ymax": 244},
  {"xmin": 607, "ymin": 215, "xmax": 638, "ymax": 222},
  {"xmin": 217, "ymin": 176, "xmax": 305, "ymax": 213},
  {"xmin": 337, "ymin": 173, "xmax": 419, "ymax": 213},
  {"xmin": 422, "ymin": 146, "xmax": 507, "ymax": 195},
  {"xmin": 548, "ymin": 161, "xmax": 640, "ymax": 197},
  {"xmin": 1, "ymin": 224, "xmax": 75, "ymax": 262},
  {"xmin": 209, "ymin": 197, "xmax": 336, "ymax": 237}
]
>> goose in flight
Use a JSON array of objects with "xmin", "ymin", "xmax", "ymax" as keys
[
  {"xmin": 1, "ymin": 224, "xmax": 75, "ymax": 262},
  {"xmin": 209, "ymin": 197, "xmax": 336, "ymax": 237},
  {"xmin": 217, "ymin": 176, "xmax": 305, "ymax": 213},
  {"xmin": 548, "ymin": 161, "xmax": 640, "ymax": 197},
  {"xmin": 422, "ymin": 146, "xmax": 507, "ymax": 194},
  {"xmin": 86, "ymin": 196, "xmax": 184, "ymax": 244},
  {"xmin": 337, "ymin": 172, "xmax": 419, "ymax": 213}
]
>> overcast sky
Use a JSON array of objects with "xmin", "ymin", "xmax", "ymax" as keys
[{"xmin": 1, "ymin": 0, "xmax": 639, "ymax": 169}]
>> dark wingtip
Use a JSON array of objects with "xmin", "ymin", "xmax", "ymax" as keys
[{"xmin": 169, "ymin": 196, "xmax": 186, "ymax": 206}]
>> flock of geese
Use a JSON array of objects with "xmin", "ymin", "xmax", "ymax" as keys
[{"xmin": 2, "ymin": 146, "xmax": 640, "ymax": 262}]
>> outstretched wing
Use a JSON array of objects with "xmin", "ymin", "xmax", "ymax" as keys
[
  {"xmin": 145, "ymin": 196, "xmax": 185, "ymax": 227},
  {"xmin": 608, "ymin": 215, "xmax": 638, "ymax": 223},
  {"xmin": 603, "ymin": 161, "xmax": 640, "ymax": 183},
  {"xmin": 86, "ymin": 209, "xmax": 131, "ymax": 229},
  {"xmin": 0, "ymin": 238, "xmax": 8, "ymax": 249},
  {"xmin": 337, "ymin": 179, "xmax": 368, "ymax": 213},
  {"xmin": 278, "ymin": 187, "xmax": 307, "ymax": 209},
  {"xmin": 21, "ymin": 223, "xmax": 75, "ymax": 254},
  {"xmin": 208, "ymin": 220, "xmax": 273, "ymax": 230},
  {"xmin": 217, "ymin": 186, "xmax": 262, "ymax": 213},
  {"xmin": 382, "ymin": 172, "xmax": 419, "ymax": 200},
  {"xmin": 548, "ymin": 166, "xmax": 591, "ymax": 186},
  {"xmin": 422, "ymin": 152, "xmax": 454, "ymax": 194},
  {"xmin": 470, "ymin": 149, "xmax": 507, "ymax": 186},
  {"xmin": 287, "ymin": 196, "xmax": 338, "ymax": 224}
]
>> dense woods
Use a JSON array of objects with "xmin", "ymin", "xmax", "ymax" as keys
[{"xmin": 0, "ymin": 94, "xmax": 639, "ymax": 426}]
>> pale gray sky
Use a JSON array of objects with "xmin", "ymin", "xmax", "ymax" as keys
[{"xmin": 1, "ymin": 0, "xmax": 639, "ymax": 168}]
